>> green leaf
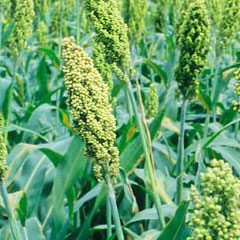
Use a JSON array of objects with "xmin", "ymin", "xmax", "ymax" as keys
[
  {"xmin": 2, "ymin": 83, "xmax": 13, "ymax": 121},
  {"xmin": 1, "ymin": 21, "xmax": 14, "ymax": 46},
  {"xmin": 36, "ymin": 57, "xmax": 49, "ymax": 95},
  {"xmin": 120, "ymin": 110, "xmax": 165, "ymax": 173},
  {"xmin": 39, "ymin": 148, "xmax": 63, "ymax": 167},
  {"xmin": 66, "ymin": 187, "xmax": 76, "ymax": 230},
  {"xmin": 17, "ymin": 192, "xmax": 28, "ymax": 226},
  {"xmin": 212, "ymin": 146, "xmax": 240, "ymax": 175},
  {"xmin": 144, "ymin": 59, "xmax": 168, "ymax": 86},
  {"xmin": 38, "ymin": 47, "xmax": 60, "ymax": 67},
  {"xmin": 52, "ymin": 136, "xmax": 88, "ymax": 232},
  {"xmin": 203, "ymin": 118, "xmax": 240, "ymax": 149},
  {"xmin": 24, "ymin": 218, "xmax": 45, "ymax": 240},
  {"xmin": 75, "ymin": 184, "xmax": 107, "ymax": 240},
  {"xmin": 127, "ymin": 205, "xmax": 177, "ymax": 225},
  {"xmin": 156, "ymin": 201, "xmax": 190, "ymax": 240}
]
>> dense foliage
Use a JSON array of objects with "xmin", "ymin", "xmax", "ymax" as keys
[{"xmin": 0, "ymin": 0, "xmax": 240, "ymax": 239}]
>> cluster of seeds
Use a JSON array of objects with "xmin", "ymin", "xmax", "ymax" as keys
[
  {"xmin": 0, "ymin": 113, "xmax": 7, "ymax": 182},
  {"xmin": 85, "ymin": 0, "xmax": 130, "ymax": 91},
  {"xmin": 50, "ymin": 0, "xmax": 75, "ymax": 36},
  {"xmin": 37, "ymin": 21, "xmax": 48, "ymax": 46},
  {"xmin": 175, "ymin": 0, "xmax": 191, "ymax": 44},
  {"xmin": 232, "ymin": 69, "xmax": 240, "ymax": 112},
  {"xmin": 218, "ymin": 0, "xmax": 240, "ymax": 49},
  {"xmin": 123, "ymin": 0, "xmax": 148, "ymax": 43},
  {"xmin": 62, "ymin": 37, "xmax": 119, "ymax": 182},
  {"xmin": 145, "ymin": 83, "xmax": 159, "ymax": 119},
  {"xmin": 175, "ymin": 0, "xmax": 210, "ymax": 100},
  {"xmin": 10, "ymin": 0, "xmax": 34, "ymax": 57},
  {"xmin": 205, "ymin": 0, "xmax": 222, "ymax": 27},
  {"xmin": 188, "ymin": 159, "xmax": 240, "ymax": 240}
]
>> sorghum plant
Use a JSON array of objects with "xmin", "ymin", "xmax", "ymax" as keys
[
  {"xmin": 9, "ymin": 0, "xmax": 34, "ymax": 57},
  {"xmin": 85, "ymin": 0, "xmax": 130, "ymax": 90},
  {"xmin": 175, "ymin": 0, "xmax": 210, "ymax": 100},
  {"xmin": 62, "ymin": 37, "xmax": 119, "ymax": 182},
  {"xmin": 188, "ymin": 159, "xmax": 240, "ymax": 240},
  {"xmin": 145, "ymin": 83, "xmax": 159, "ymax": 119},
  {"xmin": 175, "ymin": 0, "xmax": 210, "ymax": 204},
  {"xmin": 62, "ymin": 36, "xmax": 123, "ymax": 239},
  {"xmin": 37, "ymin": 21, "xmax": 48, "ymax": 46},
  {"xmin": 218, "ymin": 0, "xmax": 240, "ymax": 49},
  {"xmin": 123, "ymin": 0, "xmax": 148, "ymax": 43}
]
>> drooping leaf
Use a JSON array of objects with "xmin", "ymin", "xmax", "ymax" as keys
[{"xmin": 156, "ymin": 201, "xmax": 190, "ymax": 240}]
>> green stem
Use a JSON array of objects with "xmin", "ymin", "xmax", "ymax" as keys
[
  {"xmin": 177, "ymin": 97, "xmax": 188, "ymax": 205},
  {"xmin": 126, "ymin": 81, "xmax": 165, "ymax": 229},
  {"xmin": 106, "ymin": 177, "xmax": 124, "ymax": 240},
  {"xmin": 123, "ymin": 85, "xmax": 133, "ymax": 121},
  {"xmin": 106, "ymin": 196, "xmax": 112, "ymax": 237},
  {"xmin": 56, "ymin": 0, "xmax": 65, "ymax": 126},
  {"xmin": 0, "ymin": 182, "xmax": 22, "ymax": 240}
]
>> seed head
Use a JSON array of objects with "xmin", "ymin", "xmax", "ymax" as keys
[
  {"xmin": 62, "ymin": 37, "xmax": 119, "ymax": 182},
  {"xmin": 218, "ymin": 0, "xmax": 240, "ymax": 49},
  {"xmin": 123, "ymin": 0, "xmax": 148, "ymax": 43},
  {"xmin": 85, "ymin": 0, "xmax": 130, "ymax": 91},
  {"xmin": 175, "ymin": 0, "xmax": 210, "ymax": 100},
  {"xmin": 50, "ymin": 0, "xmax": 75, "ymax": 36},
  {"xmin": 187, "ymin": 159, "xmax": 240, "ymax": 240},
  {"xmin": 145, "ymin": 83, "xmax": 159, "ymax": 119},
  {"xmin": 10, "ymin": 0, "xmax": 34, "ymax": 57},
  {"xmin": 0, "ymin": 113, "xmax": 7, "ymax": 182},
  {"xmin": 232, "ymin": 68, "xmax": 240, "ymax": 112},
  {"xmin": 37, "ymin": 21, "xmax": 48, "ymax": 46}
]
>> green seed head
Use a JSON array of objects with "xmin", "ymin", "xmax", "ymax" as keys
[
  {"xmin": 0, "ymin": 113, "xmax": 7, "ymax": 182},
  {"xmin": 232, "ymin": 68, "xmax": 240, "ymax": 112},
  {"xmin": 175, "ymin": 0, "xmax": 210, "ymax": 100},
  {"xmin": 37, "ymin": 21, "xmax": 48, "ymax": 46},
  {"xmin": 10, "ymin": 0, "xmax": 34, "ymax": 57},
  {"xmin": 34, "ymin": 0, "xmax": 49, "ymax": 14},
  {"xmin": 154, "ymin": 0, "xmax": 168, "ymax": 33},
  {"xmin": 50, "ymin": 0, "xmax": 75, "ymax": 36},
  {"xmin": 145, "ymin": 83, "xmax": 159, "ymax": 119},
  {"xmin": 205, "ymin": 0, "xmax": 223, "ymax": 26},
  {"xmin": 218, "ymin": 0, "xmax": 240, "ymax": 49},
  {"xmin": 123, "ymin": 0, "xmax": 148, "ymax": 43},
  {"xmin": 85, "ymin": 0, "xmax": 130, "ymax": 91},
  {"xmin": 62, "ymin": 37, "xmax": 119, "ymax": 182},
  {"xmin": 188, "ymin": 159, "xmax": 240, "ymax": 240},
  {"xmin": 175, "ymin": 0, "xmax": 190, "ymax": 44}
]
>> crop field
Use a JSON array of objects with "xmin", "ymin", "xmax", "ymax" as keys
[{"xmin": 0, "ymin": 0, "xmax": 240, "ymax": 239}]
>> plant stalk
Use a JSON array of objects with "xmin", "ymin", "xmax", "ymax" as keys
[
  {"xmin": 126, "ymin": 81, "xmax": 165, "ymax": 229},
  {"xmin": 0, "ymin": 182, "xmax": 22, "ymax": 240},
  {"xmin": 106, "ymin": 177, "xmax": 124, "ymax": 240},
  {"xmin": 177, "ymin": 97, "xmax": 188, "ymax": 205},
  {"xmin": 106, "ymin": 196, "xmax": 112, "ymax": 237}
]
